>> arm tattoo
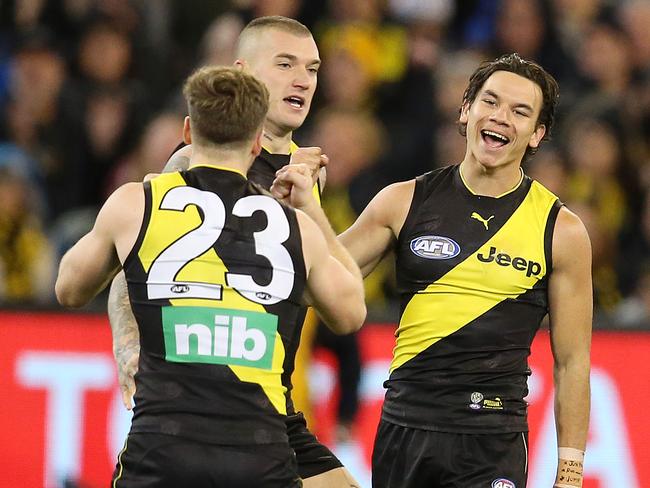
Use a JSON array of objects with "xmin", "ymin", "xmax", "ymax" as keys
[
  {"xmin": 108, "ymin": 272, "xmax": 140, "ymax": 402},
  {"xmin": 163, "ymin": 153, "xmax": 190, "ymax": 173}
]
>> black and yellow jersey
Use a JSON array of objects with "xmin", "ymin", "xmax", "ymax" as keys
[
  {"xmin": 167, "ymin": 141, "xmax": 322, "ymax": 416},
  {"xmin": 251, "ymin": 143, "xmax": 321, "ymax": 416},
  {"xmin": 122, "ymin": 164, "xmax": 307, "ymax": 445},
  {"xmin": 252, "ymin": 143, "xmax": 322, "ymax": 204},
  {"xmin": 382, "ymin": 164, "xmax": 562, "ymax": 434}
]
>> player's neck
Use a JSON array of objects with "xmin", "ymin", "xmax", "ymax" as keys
[
  {"xmin": 459, "ymin": 160, "xmax": 524, "ymax": 197},
  {"xmin": 262, "ymin": 128, "xmax": 293, "ymax": 155},
  {"xmin": 188, "ymin": 145, "xmax": 253, "ymax": 177}
]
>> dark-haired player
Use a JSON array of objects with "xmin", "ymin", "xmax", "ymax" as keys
[{"xmin": 274, "ymin": 53, "xmax": 592, "ymax": 488}]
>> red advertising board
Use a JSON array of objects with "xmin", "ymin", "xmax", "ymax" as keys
[{"xmin": 1, "ymin": 311, "xmax": 648, "ymax": 487}]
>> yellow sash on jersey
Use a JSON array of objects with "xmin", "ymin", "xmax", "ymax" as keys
[
  {"xmin": 391, "ymin": 181, "xmax": 557, "ymax": 372},
  {"xmin": 139, "ymin": 172, "xmax": 287, "ymax": 414}
]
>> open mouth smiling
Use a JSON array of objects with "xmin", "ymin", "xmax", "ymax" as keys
[{"xmin": 481, "ymin": 129, "xmax": 510, "ymax": 148}]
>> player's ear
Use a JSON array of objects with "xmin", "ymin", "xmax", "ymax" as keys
[
  {"xmin": 529, "ymin": 124, "xmax": 546, "ymax": 149},
  {"xmin": 251, "ymin": 127, "xmax": 263, "ymax": 157},
  {"xmin": 459, "ymin": 102, "xmax": 470, "ymax": 124},
  {"xmin": 183, "ymin": 116, "xmax": 192, "ymax": 145},
  {"xmin": 234, "ymin": 59, "xmax": 247, "ymax": 71}
]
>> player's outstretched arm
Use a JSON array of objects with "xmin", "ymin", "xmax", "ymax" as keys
[
  {"xmin": 108, "ymin": 271, "xmax": 140, "ymax": 410},
  {"xmin": 298, "ymin": 211, "xmax": 366, "ymax": 335},
  {"xmin": 55, "ymin": 183, "xmax": 142, "ymax": 307},
  {"xmin": 548, "ymin": 207, "xmax": 593, "ymax": 488},
  {"xmin": 339, "ymin": 180, "xmax": 414, "ymax": 277},
  {"xmin": 272, "ymin": 164, "xmax": 414, "ymax": 279},
  {"xmin": 272, "ymin": 163, "xmax": 362, "ymax": 283}
]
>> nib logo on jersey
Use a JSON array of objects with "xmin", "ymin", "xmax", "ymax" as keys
[{"xmin": 162, "ymin": 306, "xmax": 277, "ymax": 369}]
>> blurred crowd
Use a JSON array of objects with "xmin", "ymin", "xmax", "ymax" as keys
[{"xmin": 1, "ymin": 0, "xmax": 650, "ymax": 330}]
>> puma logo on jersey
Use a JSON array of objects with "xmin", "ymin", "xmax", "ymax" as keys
[
  {"xmin": 162, "ymin": 306, "xmax": 277, "ymax": 369},
  {"xmin": 477, "ymin": 246, "xmax": 542, "ymax": 277},
  {"xmin": 471, "ymin": 212, "xmax": 494, "ymax": 230}
]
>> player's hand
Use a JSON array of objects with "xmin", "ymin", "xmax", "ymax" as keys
[
  {"xmin": 271, "ymin": 164, "xmax": 316, "ymax": 210},
  {"xmin": 289, "ymin": 147, "xmax": 329, "ymax": 186},
  {"xmin": 116, "ymin": 346, "xmax": 139, "ymax": 410}
]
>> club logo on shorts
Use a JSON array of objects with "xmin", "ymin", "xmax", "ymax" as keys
[
  {"xmin": 492, "ymin": 478, "xmax": 516, "ymax": 488},
  {"xmin": 410, "ymin": 235, "xmax": 460, "ymax": 260}
]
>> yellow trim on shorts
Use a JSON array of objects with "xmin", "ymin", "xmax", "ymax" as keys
[{"xmin": 112, "ymin": 437, "xmax": 129, "ymax": 488}]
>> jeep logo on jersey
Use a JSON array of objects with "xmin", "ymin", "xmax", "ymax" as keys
[
  {"xmin": 477, "ymin": 246, "xmax": 542, "ymax": 277},
  {"xmin": 410, "ymin": 236, "xmax": 461, "ymax": 260},
  {"xmin": 492, "ymin": 479, "xmax": 516, "ymax": 488},
  {"xmin": 161, "ymin": 306, "xmax": 277, "ymax": 369}
]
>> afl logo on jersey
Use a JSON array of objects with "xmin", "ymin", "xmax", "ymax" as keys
[
  {"xmin": 410, "ymin": 236, "xmax": 461, "ymax": 260},
  {"xmin": 170, "ymin": 284, "xmax": 190, "ymax": 294}
]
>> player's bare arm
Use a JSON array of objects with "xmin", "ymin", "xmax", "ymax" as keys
[
  {"xmin": 298, "ymin": 210, "xmax": 366, "ymax": 334},
  {"xmin": 108, "ymin": 271, "xmax": 139, "ymax": 410},
  {"xmin": 56, "ymin": 183, "xmax": 143, "ymax": 307},
  {"xmin": 548, "ymin": 207, "xmax": 593, "ymax": 488},
  {"xmin": 339, "ymin": 180, "xmax": 414, "ymax": 277},
  {"xmin": 107, "ymin": 145, "xmax": 192, "ymax": 410},
  {"xmin": 272, "ymin": 164, "xmax": 361, "ymax": 282},
  {"xmin": 272, "ymin": 164, "xmax": 414, "ymax": 277}
]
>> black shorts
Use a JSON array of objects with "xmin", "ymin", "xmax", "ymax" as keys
[
  {"xmin": 286, "ymin": 411, "xmax": 343, "ymax": 478},
  {"xmin": 112, "ymin": 433, "xmax": 301, "ymax": 488},
  {"xmin": 372, "ymin": 419, "xmax": 528, "ymax": 488}
]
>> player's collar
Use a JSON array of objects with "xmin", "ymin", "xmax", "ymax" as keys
[
  {"xmin": 261, "ymin": 140, "xmax": 298, "ymax": 155},
  {"xmin": 188, "ymin": 163, "xmax": 247, "ymax": 179}
]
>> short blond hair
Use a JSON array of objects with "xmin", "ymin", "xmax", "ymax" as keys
[
  {"xmin": 182, "ymin": 66, "xmax": 269, "ymax": 147},
  {"xmin": 236, "ymin": 16, "xmax": 312, "ymax": 58}
]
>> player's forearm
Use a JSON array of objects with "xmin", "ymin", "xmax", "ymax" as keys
[
  {"xmin": 553, "ymin": 359, "xmax": 590, "ymax": 487},
  {"xmin": 554, "ymin": 357, "xmax": 590, "ymax": 449},
  {"xmin": 56, "ymin": 242, "xmax": 118, "ymax": 307},
  {"xmin": 108, "ymin": 273, "xmax": 140, "ymax": 360}
]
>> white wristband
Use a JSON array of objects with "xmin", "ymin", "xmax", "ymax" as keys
[{"xmin": 555, "ymin": 447, "xmax": 584, "ymax": 487}]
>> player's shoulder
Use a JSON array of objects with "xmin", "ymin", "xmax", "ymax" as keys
[
  {"xmin": 555, "ymin": 206, "xmax": 589, "ymax": 241},
  {"xmin": 552, "ymin": 206, "xmax": 591, "ymax": 265},
  {"xmin": 96, "ymin": 181, "xmax": 145, "ymax": 233},
  {"xmin": 106, "ymin": 181, "xmax": 143, "ymax": 207},
  {"xmin": 373, "ymin": 178, "xmax": 416, "ymax": 206}
]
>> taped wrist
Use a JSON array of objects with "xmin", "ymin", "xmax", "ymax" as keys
[{"xmin": 554, "ymin": 447, "xmax": 584, "ymax": 487}]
